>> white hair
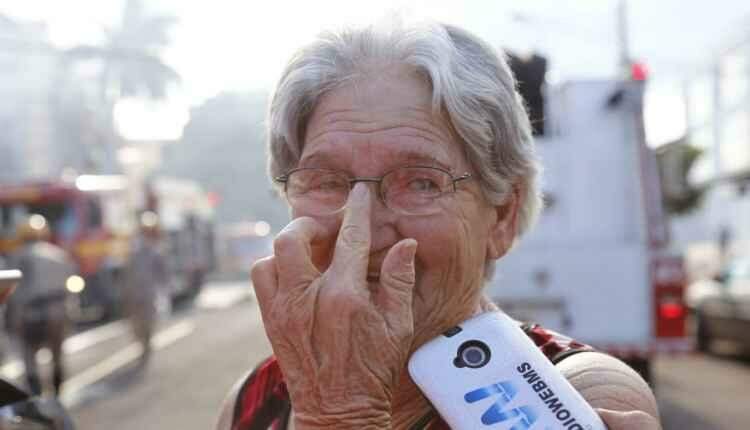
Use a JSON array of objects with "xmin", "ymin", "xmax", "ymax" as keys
[{"xmin": 266, "ymin": 19, "xmax": 542, "ymax": 275}]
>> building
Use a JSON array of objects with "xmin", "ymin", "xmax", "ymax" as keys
[
  {"xmin": 0, "ymin": 14, "xmax": 58, "ymax": 180},
  {"xmin": 0, "ymin": 14, "xmax": 115, "ymax": 183},
  {"xmin": 676, "ymin": 30, "xmax": 750, "ymax": 263}
]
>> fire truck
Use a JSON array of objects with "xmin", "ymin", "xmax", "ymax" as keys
[
  {"xmin": 0, "ymin": 174, "xmax": 215, "ymax": 322},
  {"xmin": 215, "ymin": 221, "xmax": 273, "ymax": 277},
  {"xmin": 148, "ymin": 177, "xmax": 216, "ymax": 302},
  {"xmin": 487, "ymin": 73, "xmax": 691, "ymax": 382},
  {"xmin": 0, "ymin": 175, "xmax": 129, "ymax": 321}
]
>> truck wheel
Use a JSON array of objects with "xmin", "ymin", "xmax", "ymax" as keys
[
  {"xmin": 695, "ymin": 312, "xmax": 711, "ymax": 353},
  {"xmin": 623, "ymin": 357, "xmax": 652, "ymax": 385}
]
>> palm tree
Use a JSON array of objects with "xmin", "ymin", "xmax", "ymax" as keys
[
  {"xmin": 66, "ymin": 0, "xmax": 179, "ymax": 101},
  {"xmin": 59, "ymin": 0, "xmax": 180, "ymax": 171}
]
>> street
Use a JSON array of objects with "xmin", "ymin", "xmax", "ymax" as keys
[
  {"xmin": 0, "ymin": 281, "xmax": 746, "ymax": 429},
  {"xmin": 68, "ymin": 281, "xmax": 272, "ymax": 430},
  {"xmin": 0, "ymin": 280, "xmax": 273, "ymax": 429},
  {"xmin": 655, "ymin": 348, "xmax": 750, "ymax": 430}
]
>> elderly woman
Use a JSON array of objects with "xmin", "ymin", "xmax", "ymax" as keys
[{"xmin": 217, "ymin": 20, "xmax": 660, "ymax": 430}]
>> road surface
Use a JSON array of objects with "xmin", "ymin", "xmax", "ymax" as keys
[
  {"xmin": 655, "ymin": 346, "xmax": 750, "ymax": 430},
  {"xmin": 1, "ymin": 281, "xmax": 747, "ymax": 429}
]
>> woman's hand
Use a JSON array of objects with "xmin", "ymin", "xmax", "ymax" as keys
[
  {"xmin": 598, "ymin": 408, "xmax": 662, "ymax": 429},
  {"xmin": 251, "ymin": 184, "xmax": 418, "ymax": 429}
]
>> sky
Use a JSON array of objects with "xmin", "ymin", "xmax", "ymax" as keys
[{"xmin": 2, "ymin": 0, "xmax": 749, "ymax": 144}]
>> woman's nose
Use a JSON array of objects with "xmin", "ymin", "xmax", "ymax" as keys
[
  {"xmin": 349, "ymin": 181, "xmax": 388, "ymax": 216},
  {"xmin": 346, "ymin": 181, "xmax": 399, "ymax": 252},
  {"xmin": 349, "ymin": 181, "xmax": 375, "ymax": 205},
  {"xmin": 367, "ymin": 189, "xmax": 400, "ymax": 249}
]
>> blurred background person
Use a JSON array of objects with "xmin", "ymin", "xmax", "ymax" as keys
[
  {"xmin": 6, "ymin": 214, "xmax": 74, "ymax": 397},
  {"xmin": 124, "ymin": 211, "xmax": 168, "ymax": 365},
  {"xmin": 0, "ymin": 269, "xmax": 77, "ymax": 429}
]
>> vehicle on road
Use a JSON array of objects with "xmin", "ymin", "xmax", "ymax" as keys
[
  {"xmin": 487, "ymin": 72, "xmax": 690, "ymax": 382},
  {"xmin": 0, "ymin": 176, "xmax": 130, "ymax": 321},
  {"xmin": 150, "ymin": 177, "xmax": 217, "ymax": 302},
  {"xmin": 689, "ymin": 258, "xmax": 750, "ymax": 352},
  {"xmin": 0, "ymin": 175, "xmax": 216, "ymax": 323},
  {"xmin": 216, "ymin": 221, "xmax": 272, "ymax": 278}
]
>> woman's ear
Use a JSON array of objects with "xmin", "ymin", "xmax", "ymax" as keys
[{"xmin": 486, "ymin": 184, "xmax": 522, "ymax": 261}]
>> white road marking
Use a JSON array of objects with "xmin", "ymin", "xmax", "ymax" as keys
[
  {"xmin": 60, "ymin": 345, "xmax": 142, "ymax": 406},
  {"xmin": 152, "ymin": 320, "xmax": 195, "ymax": 349},
  {"xmin": 63, "ymin": 320, "xmax": 129, "ymax": 355},
  {"xmin": 0, "ymin": 360, "xmax": 23, "ymax": 380},
  {"xmin": 196, "ymin": 283, "xmax": 252, "ymax": 309},
  {"xmin": 59, "ymin": 320, "xmax": 195, "ymax": 407},
  {"xmin": 0, "ymin": 320, "xmax": 129, "ymax": 380},
  {"xmin": 1, "ymin": 285, "xmax": 246, "ymax": 390}
]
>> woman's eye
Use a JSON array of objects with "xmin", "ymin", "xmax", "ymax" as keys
[
  {"xmin": 314, "ymin": 179, "xmax": 346, "ymax": 191},
  {"xmin": 407, "ymin": 178, "xmax": 440, "ymax": 193}
]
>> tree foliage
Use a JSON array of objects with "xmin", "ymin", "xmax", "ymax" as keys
[
  {"xmin": 63, "ymin": 0, "xmax": 179, "ymax": 101},
  {"xmin": 657, "ymin": 140, "xmax": 705, "ymax": 215}
]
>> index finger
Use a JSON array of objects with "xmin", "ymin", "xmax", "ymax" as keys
[{"xmin": 330, "ymin": 182, "xmax": 371, "ymax": 280}]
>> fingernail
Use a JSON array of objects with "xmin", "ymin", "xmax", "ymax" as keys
[{"xmin": 351, "ymin": 183, "xmax": 368, "ymax": 201}]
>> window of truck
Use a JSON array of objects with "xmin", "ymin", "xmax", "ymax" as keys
[{"xmin": 0, "ymin": 202, "xmax": 78, "ymax": 243}]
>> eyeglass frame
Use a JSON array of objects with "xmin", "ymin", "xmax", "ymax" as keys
[{"xmin": 274, "ymin": 165, "xmax": 473, "ymax": 215}]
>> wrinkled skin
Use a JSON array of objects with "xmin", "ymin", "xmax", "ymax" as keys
[
  {"xmin": 253, "ymin": 185, "xmax": 416, "ymax": 428},
  {"xmin": 250, "ymin": 67, "xmax": 657, "ymax": 429},
  {"xmin": 599, "ymin": 409, "xmax": 662, "ymax": 429}
]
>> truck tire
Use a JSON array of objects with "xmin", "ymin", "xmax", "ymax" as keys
[
  {"xmin": 695, "ymin": 311, "xmax": 711, "ymax": 353},
  {"xmin": 623, "ymin": 357, "xmax": 652, "ymax": 385}
]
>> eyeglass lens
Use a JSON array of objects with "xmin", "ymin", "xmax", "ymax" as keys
[{"xmin": 285, "ymin": 167, "xmax": 454, "ymax": 215}]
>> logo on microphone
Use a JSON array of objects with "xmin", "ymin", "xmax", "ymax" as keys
[{"xmin": 464, "ymin": 381, "xmax": 538, "ymax": 429}]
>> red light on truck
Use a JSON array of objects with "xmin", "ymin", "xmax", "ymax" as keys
[
  {"xmin": 659, "ymin": 302, "xmax": 684, "ymax": 320},
  {"xmin": 207, "ymin": 191, "xmax": 221, "ymax": 207},
  {"xmin": 631, "ymin": 62, "xmax": 648, "ymax": 81}
]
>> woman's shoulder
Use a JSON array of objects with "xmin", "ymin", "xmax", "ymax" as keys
[
  {"xmin": 513, "ymin": 318, "xmax": 659, "ymax": 420},
  {"xmin": 555, "ymin": 350, "xmax": 660, "ymax": 419},
  {"xmin": 215, "ymin": 356, "xmax": 291, "ymax": 430},
  {"xmin": 517, "ymin": 320, "xmax": 595, "ymax": 364}
]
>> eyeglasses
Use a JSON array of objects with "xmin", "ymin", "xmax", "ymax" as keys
[{"xmin": 275, "ymin": 166, "xmax": 472, "ymax": 216}]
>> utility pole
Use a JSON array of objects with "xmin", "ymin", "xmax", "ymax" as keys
[{"xmin": 617, "ymin": 0, "xmax": 631, "ymax": 73}]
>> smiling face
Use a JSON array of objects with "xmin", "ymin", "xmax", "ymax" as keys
[{"xmin": 294, "ymin": 66, "xmax": 518, "ymax": 347}]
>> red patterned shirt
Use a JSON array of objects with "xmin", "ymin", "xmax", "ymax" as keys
[{"xmin": 231, "ymin": 321, "xmax": 593, "ymax": 430}]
